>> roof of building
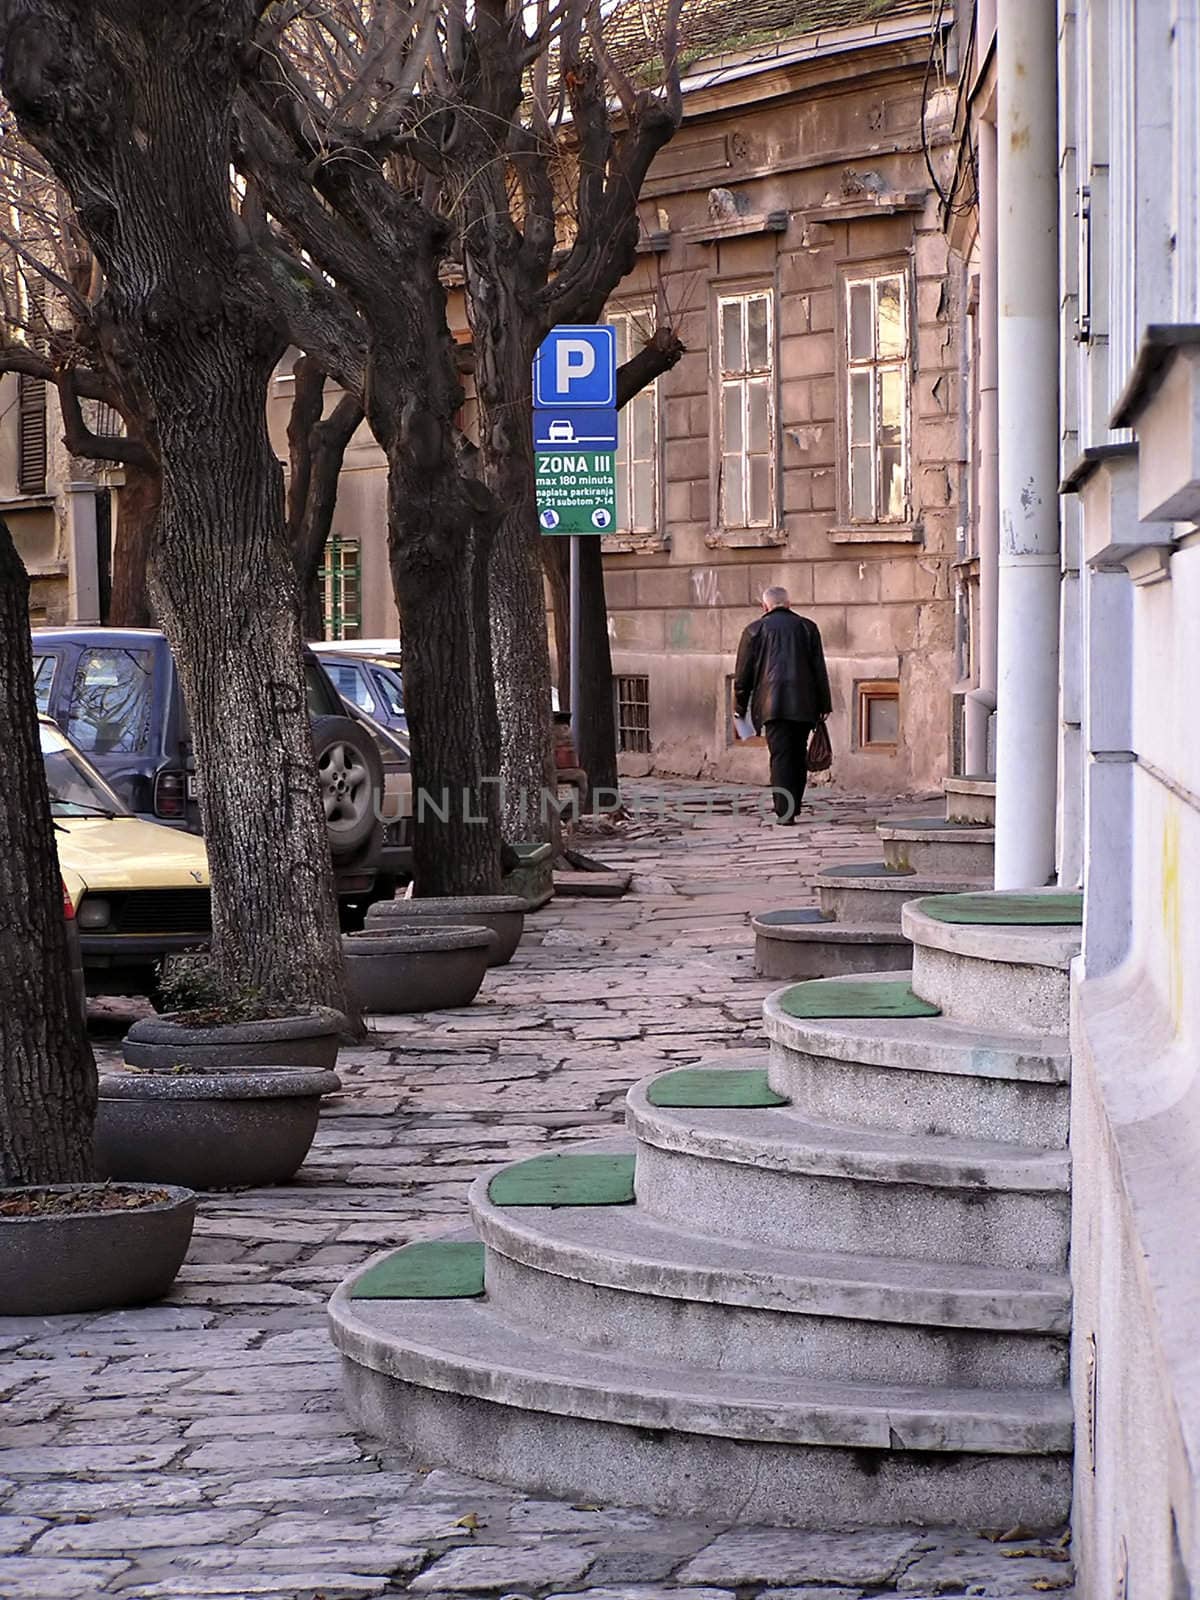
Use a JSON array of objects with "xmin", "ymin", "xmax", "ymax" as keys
[{"xmin": 605, "ymin": 0, "xmax": 933, "ymax": 79}]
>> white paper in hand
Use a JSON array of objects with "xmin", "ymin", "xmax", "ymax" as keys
[{"xmin": 733, "ymin": 712, "xmax": 756, "ymax": 742}]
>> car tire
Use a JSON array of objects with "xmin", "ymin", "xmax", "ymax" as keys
[{"xmin": 311, "ymin": 715, "xmax": 383, "ymax": 861}]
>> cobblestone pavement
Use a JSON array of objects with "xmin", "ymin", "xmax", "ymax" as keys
[{"xmin": 0, "ymin": 783, "xmax": 1075, "ymax": 1600}]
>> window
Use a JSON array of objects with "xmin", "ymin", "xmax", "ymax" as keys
[
  {"xmin": 65, "ymin": 648, "xmax": 155, "ymax": 755},
  {"xmin": 718, "ymin": 291, "xmax": 775, "ymax": 528},
  {"xmin": 32, "ymin": 652, "xmax": 59, "ymax": 715},
  {"xmin": 324, "ymin": 661, "xmax": 376, "ymax": 715},
  {"xmin": 17, "ymin": 373, "xmax": 47, "ymax": 494},
  {"xmin": 320, "ymin": 536, "xmax": 362, "ymax": 640},
  {"xmin": 856, "ymin": 680, "xmax": 900, "ymax": 751},
  {"xmin": 845, "ymin": 272, "xmax": 910, "ymax": 523},
  {"xmin": 615, "ymin": 674, "xmax": 651, "ymax": 754},
  {"xmin": 610, "ymin": 313, "xmax": 659, "ymax": 534}
]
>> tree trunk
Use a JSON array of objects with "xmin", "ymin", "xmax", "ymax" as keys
[
  {"xmin": 107, "ymin": 457, "xmax": 161, "ymax": 628},
  {"xmin": 147, "ymin": 346, "xmax": 349, "ymax": 1012},
  {"xmin": 469, "ymin": 295, "xmax": 555, "ymax": 842},
  {"xmin": 286, "ymin": 358, "xmax": 363, "ymax": 639},
  {"xmin": 0, "ymin": 519, "xmax": 97, "ymax": 1186},
  {"xmin": 1, "ymin": 0, "xmax": 352, "ymax": 1019},
  {"xmin": 366, "ymin": 346, "xmax": 504, "ymax": 896}
]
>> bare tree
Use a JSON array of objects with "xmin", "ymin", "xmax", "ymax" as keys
[
  {"xmin": 0, "ymin": 516, "xmax": 96, "ymax": 1184},
  {"xmin": 0, "ymin": 0, "xmax": 351, "ymax": 1019},
  {"xmin": 240, "ymin": 0, "xmax": 683, "ymax": 849},
  {"xmin": 0, "ymin": 132, "xmax": 162, "ymax": 626}
]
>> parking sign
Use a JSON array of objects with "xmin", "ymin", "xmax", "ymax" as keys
[{"xmin": 533, "ymin": 325, "xmax": 617, "ymax": 408}]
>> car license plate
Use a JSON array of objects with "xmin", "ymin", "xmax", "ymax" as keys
[{"xmin": 186, "ymin": 774, "xmax": 201, "ymax": 800}]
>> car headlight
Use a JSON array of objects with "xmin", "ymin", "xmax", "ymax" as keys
[{"xmin": 77, "ymin": 898, "xmax": 111, "ymax": 930}]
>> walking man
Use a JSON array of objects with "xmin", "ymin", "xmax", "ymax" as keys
[{"xmin": 733, "ymin": 586, "xmax": 832, "ymax": 823}]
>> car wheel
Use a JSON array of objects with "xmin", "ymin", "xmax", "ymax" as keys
[{"xmin": 311, "ymin": 715, "xmax": 383, "ymax": 861}]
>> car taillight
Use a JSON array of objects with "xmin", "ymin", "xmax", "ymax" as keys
[
  {"xmin": 155, "ymin": 770, "xmax": 187, "ymax": 819},
  {"xmin": 62, "ymin": 880, "xmax": 75, "ymax": 919}
]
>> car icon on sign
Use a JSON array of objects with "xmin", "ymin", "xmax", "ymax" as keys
[{"xmin": 546, "ymin": 419, "xmax": 576, "ymax": 443}]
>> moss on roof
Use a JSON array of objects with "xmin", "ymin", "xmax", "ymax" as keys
[{"xmin": 606, "ymin": 0, "xmax": 930, "ymax": 80}]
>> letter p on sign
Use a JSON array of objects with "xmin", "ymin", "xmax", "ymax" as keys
[
  {"xmin": 533, "ymin": 325, "xmax": 616, "ymax": 408},
  {"xmin": 557, "ymin": 339, "xmax": 596, "ymax": 392}
]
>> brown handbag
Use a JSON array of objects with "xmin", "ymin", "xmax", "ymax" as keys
[{"xmin": 807, "ymin": 719, "xmax": 832, "ymax": 772}]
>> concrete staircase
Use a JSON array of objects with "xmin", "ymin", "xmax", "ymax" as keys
[
  {"xmin": 331, "ymin": 891, "xmax": 1076, "ymax": 1529},
  {"xmin": 753, "ymin": 776, "xmax": 996, "ymax": 980}
]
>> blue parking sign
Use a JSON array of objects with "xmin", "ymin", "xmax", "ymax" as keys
[{"xmin": 533, "ymin": 325, "xmax": 616, "ymax": 408}]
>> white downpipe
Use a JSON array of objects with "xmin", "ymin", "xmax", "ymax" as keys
[
  {"xmin": 994, "ymin": 0, "xmax": 1061, "ymax": 889},
  {"xmin": 965, "ymin": 117, "xmax": 999, "ymax": 778}
]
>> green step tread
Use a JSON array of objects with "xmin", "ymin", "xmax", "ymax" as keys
[
  {"xmin": 489, "ymin": 1151, "xmax": 636, "ymax": 1207},
  {"xmin": 755, "ymin": 908, "xmax": 831, "ymax": 927},
  {"xmin": 779, "ymin": 979, "xmax": 941, "ymax": 1020},
  {"xmin": 646, "ymin": 1068, "xmax": 788, "ymax": 1108},
  {"xmin": 918, "ymin": 891, "xmax": 1083, "ymax": 926},
  {"xmin": 351, "ymin": 1240, "xmax": 485, "ymax": 1300}
]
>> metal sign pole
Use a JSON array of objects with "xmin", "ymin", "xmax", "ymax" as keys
[{"xmin": 569, "ymin": 533, "xmax": 581, "ymax": 752}]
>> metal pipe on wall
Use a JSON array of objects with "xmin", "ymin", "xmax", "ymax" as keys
[
  {"xmin": 965, "ymin": 116, "xmax": 1000, "ymax": 778},
  {"xmin": 993, "ymin": 0, "xmax": 1062, "ymax": 889}
]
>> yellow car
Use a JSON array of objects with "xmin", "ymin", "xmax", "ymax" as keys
[{"xmin": 42, "ymin": 717, "xmax": 211, "ymax": 998}]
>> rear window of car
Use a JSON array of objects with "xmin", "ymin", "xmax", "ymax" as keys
[
  {"xmin": 304, "ymin": 657, "xmax": 343, "ymax": 719},
  {"xmin": 32, "ymin": 652, "xmax": 59, "ymax": 714},
  {"xmin": 323, "ymin": 661, "xmax": 376, "ymax": 714},
  {"xmin": 64, "ymin": 647, "xmax": 155, "ymax": 754}
]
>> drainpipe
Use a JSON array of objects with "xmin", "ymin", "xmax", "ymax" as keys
[
  {"xmin": 993, "ymin": 0, "xmax": 1061, "ymax": 889},
  {"xmin": 964, "ymin": 116, "xmax": 999, "ymax": 778}
]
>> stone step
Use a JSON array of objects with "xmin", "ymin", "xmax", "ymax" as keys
[
  {"xmin": 903, "ymin": 898, "xmax": 1081, "ymax": 1038},
  {"xmin": 944, "ymin": 775, "xmax": 997, "ymax": 826},
  {"xmin": 876, "ymin": 818, "xmax": 996, "ymax": 876},
  {"xmin": 751, "ymin": 910, "xmax": 911, "ymax": 979},
  {"xmin": 625, "ymin": 1094, "xmax": 1070, "ymax": 1270},
  {"xmin": 331, "ymin": 1268, "xmax": 1073, "ymax": 1529},
  {"xmin": 817, "ymin": 863, "xmax": 989, "ymax": 925},
  {"xmin": 471, "ymin": 1179, "xmax": 1071, "ymax": 1388},
  {"xmin": 761, "ymin": 976, "xmax": 1070, "ymax": 1147}
]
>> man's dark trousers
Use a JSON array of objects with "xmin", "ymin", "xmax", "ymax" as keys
[{"xmin": 764, "ymin": 719, "xmax": 813, "ymax": 820}]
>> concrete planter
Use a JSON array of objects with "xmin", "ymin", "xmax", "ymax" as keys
[
  {"xmin": 123, "ymin": 1012, "xmax": 340, "ymax": 1072},
  {"xmin": 365, "ymin": 894, "xmax": 526, "ymax": 965},
  {"xmin": 501, "ymin": 841, "xmax": 554, "ymax": 910},
  {"xmin": 95, "ymin": 1066, "xmax": 341, "ymax": 1190},
  {"xmin": 0, "ymin": 1183, "xmax": 195, "ymax": 1316},
  {"xmin": 343, "ymin": 925, "xmax": 495, "ymax": 1013}
]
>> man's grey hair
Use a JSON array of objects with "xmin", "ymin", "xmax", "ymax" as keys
[{"xmin": 762, "ymin": 586, "xmax": 790, "ymax": 610}]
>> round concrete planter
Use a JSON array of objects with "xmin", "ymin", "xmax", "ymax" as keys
[
  {"xmin": 343, "ymin": 925, "xmax": 496, "ymax": 1013},
  {"xmin": 366, "ymin": 895, "xmax": 526, "ymax": 965},
  {"xmin": 95, "ymin": 1066, "xmax": 341, "ymax": 1190},
  {"xmin": 123, "ymin": 1012, "xmax": 340, "ymax": 1073},
  {"xmin": 0, "ymin": 1183, "xmax": 196, "ymax": 1316}
]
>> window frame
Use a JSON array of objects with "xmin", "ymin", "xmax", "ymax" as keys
[
  {"xmin": 614, "ymin": 673, "xmax": 651, "ymax": 755},
  {"xmin": 839, "ymin": 266, "xmax": 913, "ymax": 527},
  {"xmin": 855, "ymin": 679, "xmax": 901, "ymax": 753},
  {"xmin": 715, "ymin": 286, "xmax": 777, "ymax": 533},
  {"xmin": 319, "ymin": 535, "xmax": 363, "ymax": 641},
  {"xmin": 607, "ymin": 309, "xmax": 661, "ymax": 538}
]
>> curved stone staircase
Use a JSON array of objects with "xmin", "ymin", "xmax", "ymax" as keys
[
  {"xmin": 331, "ymin": 890, "xmax": 1077, "ymax": 1530},
  {"xmin": 754, "ymin": 775, "xmax": 997, "ymax": 980}
]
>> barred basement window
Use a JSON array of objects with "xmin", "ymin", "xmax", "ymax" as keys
[
  {"xmin": 320, "ymin": 535, "xmax": 362, "ymax": 640},
  {"xmin": 615, "ymin": 674, "xmax": 651, "ymax": 753},
  {"xmin": 17, "ymin": 374, "xmax": 47, "ymax": 494},
  {"xmin": 856, "ymin": 680, "xmax": 900, "ymax": 751}
]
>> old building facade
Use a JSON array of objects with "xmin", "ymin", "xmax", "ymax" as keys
[{"xmin": 598, "ymin": 1, "xmax": 963, "ymax": 796}]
